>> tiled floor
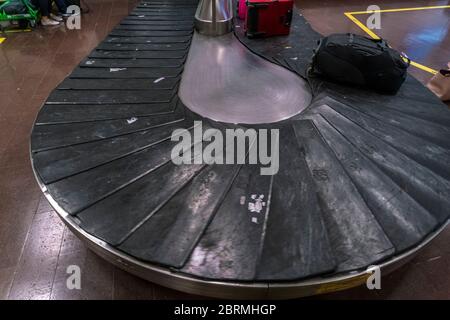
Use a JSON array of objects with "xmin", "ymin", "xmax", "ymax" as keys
[{"xmin": 0, "ymin": 0, "xmax": 449, "ymax": 299}]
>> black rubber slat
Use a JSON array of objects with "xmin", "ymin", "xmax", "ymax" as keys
[
  {"xmin": 47, "ymin": 89, "xmax": 177, "ymax": 104},
  {"xmin": 395, "ymin": 76, "xmax": 446, "ymax": 104},
  {"xmin": 32, "ymin": 119, "xmax": 192, "ymax": 184},
  {"xmin": 130, "ymin": 11, "xmax": 196, "ymax": 17},
  {"xmin": 104, "ymin": 36, "xmax": 191, "ymax": 43},
  {"xmin": 256, "ymin": 126, "xmax": 335, "ymax": 280},
  {"xmin": 181, "ymin": 164, "xmax": 273, "ymax": 281},
  {"xmin": 109, "ymin": 30, "xmax": 192, "ymax": 37},
  {"xmin": 97, "ymin": 41, "xmax": 189, "ymax": 51},
  {"xmin": 134, "ymin": 5, "xmax": 196, "ymax": 9},
  {"xmin": 324, "ymin": 88, "xmax": 450, "ymax": 128},
  {"xmin": 79, "ymin": 58, "xmax": 184, "ymax": 68},
  {"xmin": 120, "ymin": 19, "xmax": 194, "ymax": 26},
  {"xmin": 346, "ymin": 101, "xmax": 450, "ymax": 149},
  {"xmin": 137, "ymin": 3, "xmax": 197, "ymax": 6},
  {"xmin": 89, "ymin": 50, "xmax": 186, "ymax": 59},
  {"xmin": 35, "ymin": 102, "xmax": 178, "ymax": 124},
  {"xmin": 32, "ymin": 113, "xmax": 183, "ymax": 151},
  {"xmin": 325, "ymin": 98, "xmax": 450, "ymax": 180},
  {"xmin": 293, "ymin": 120, "xmax": 394, "ymax": 272},
  {"xmin": 138, "ymin": 1, "xmax": 197, "ymax": 5},
  {"xmin": 77, "ymin": 161, "xmax": 205, "ymax": 246},
  {"xmin": 315, "ymin": 104, "xmax": 450, "ymax": 224},
  {"xmin": 134, "ymin": 5, "xmax": 197, "ymax": 9},
  {"xmin": 119, "ymin": 164, "xmax": 240, "ymax": 268},
  {"xmin": 308, "ymin": 113, "xmax": 438, "ymax": 252},
  {"xmin": 59, "ymin": 78, "xmax": 179, "ymax": 90},
  {"xmin": 123, "ymin": 16, "xmax": 195, "ymax": 21},
  {"xmin": 116, "ymin": 24, "xmax": 194, "ymax": 31},
  {"xmin": 323, "ymin": 81, "xmax": 446, "ymax": 109},
  {"xmin": 70, "ymin": 67, "xmax": 182, "ymax": 79},
  {"xmin": 46, "ymin": 136, "xmax": 184, "ymax": 215}
]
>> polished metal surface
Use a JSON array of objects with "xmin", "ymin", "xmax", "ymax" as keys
[
  {"xmin": 195, "ymin": 0, "xmax": 233, "ymax": 36},
  {"xmin": 179, "ymin": 32, "xmax": 312, "ymax": 124}
]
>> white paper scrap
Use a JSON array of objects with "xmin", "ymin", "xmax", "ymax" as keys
[
  {"xmin": 153, "ymin": 77, "xmax": 165, "ymax": 83},
  {"xmin": 127, "ymin": 117, "xmax": 138, "ymax": 124}
]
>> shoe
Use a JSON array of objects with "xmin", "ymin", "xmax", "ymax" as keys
[
  {"xmin": 61, "ymin": 12, "xmax": 80, "ymax": 17},
  {"xmin": 50, "ymin": 13, "xmax": 63, "ymax": 22},
  {"xmin": 41, "ymin": 18, "xmax": 60, "ymax": 26}
]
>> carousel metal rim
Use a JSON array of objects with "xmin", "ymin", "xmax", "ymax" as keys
[
  {"xmin": 30, "ymin": 150, "xmax": 449, "ymax": 299},
  {"xmin": 194, "ymin": 19, "xmax": 233, "ymax": 37}
]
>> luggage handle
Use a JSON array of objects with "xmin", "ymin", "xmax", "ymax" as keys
[
  {"xmin": 347, "ymin": 33, "xmax": 388, "ymax": 51},
  {"xmin": 313, "ymin": 37, "xmax": 324, "ymax": 54},
  {"xmin": 400, "ymin": 52, "xmax": 411, "ymax": 67},
  {"xmin": 402, "ymin": 56, "xmax": 411, "ymax": 67},
  {"xmin": 283, "ymin": 9, "xmax": 293, "ymax": 26},
  {"xmin": 246, "ymin": 3, "xmax": 267, "ymax": 38},
  {"xmin": 373, "ymin": 38, "xmax": 388, "ymax": 50}
]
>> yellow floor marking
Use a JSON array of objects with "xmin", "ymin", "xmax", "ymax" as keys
[
  {"xmin": 343, "ymin": 5, "xmax": 449, "ymax": 74},
  {"xmin": 5, "ymin": 28, "xmax": 32, "ymax": 33},
  {"xmin": 409, "ymin": 61, "xmax": 438, "ymax": 75},
  {"xmin": 344, "ymin": 12, "xmax": 379, "ymax": 39},
  {"xmin": 348, "ymin": 5, "xmax": 450, "ymax": 15},
  {"xmin": 0, "ymin": 37, "xmax": 5, "ymax": 44}
]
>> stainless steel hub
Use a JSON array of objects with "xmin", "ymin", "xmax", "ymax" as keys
[{"xmin": 195, "ymin": 0, "xmax": 234, "ymax": 36}]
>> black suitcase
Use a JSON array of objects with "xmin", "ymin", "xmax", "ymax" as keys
[{"xmin": 310, "ymin": 33, "xmax": 410, "ymax": 94}]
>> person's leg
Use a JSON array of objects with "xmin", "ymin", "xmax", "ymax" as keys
[
  {"xmin": 39, "ymin": 0, "xmax": 60, "ymax": 25},
  {"xmin": 38, "ymin": 0, "xmax": 50, "ymax": 17},
  {"xmin": 47, "ymin": 0, "xmax": 63, "ymax": 21},
  {"xmin": 31, "ymin": 0, "xmax": 39, "ymax": 10},
  {"xmin": 44, "ymin": 0, "xmax": 63, "ymax": 21},
  {"xmin": 53, "ymin": 0, "xmax": 67, "ymax": 15}
]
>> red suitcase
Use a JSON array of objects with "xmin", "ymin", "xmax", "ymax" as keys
[{"xmin": 245, "ymin": 0, "xmax": 293, "ymax": 38}]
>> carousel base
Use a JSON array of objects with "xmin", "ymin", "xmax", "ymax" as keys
[
  {"xmin": 30, "ymin": 0, "xmax": 450, "ymax": 299},
  {"xmin": 37, "ymin": 190, "xmax": 450, "ymax": 299},
  {"xmin": 39, "ymin": 193, "xmax": 450, "ymax": 298}
]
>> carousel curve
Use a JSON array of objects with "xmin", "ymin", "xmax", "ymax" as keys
[{"xmin": 30, "ymin": 0, "xmax": 450, "ymax": 299}]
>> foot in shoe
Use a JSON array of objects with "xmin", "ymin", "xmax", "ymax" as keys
[
  {"xmin": 50, "ymin": 13, "xmax": 63, "ymax": 21},
  {"xmin": 41, "ymin": 17, "xmax": 60, "ymax": 26},
  {"xmin": 61, "ymin": 12, "xmax": 79, "ymax": 17}
]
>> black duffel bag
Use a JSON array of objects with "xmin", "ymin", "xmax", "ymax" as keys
[{"xmin": 310, "ymin": 33, "xmax": 410, "ymax": 94}]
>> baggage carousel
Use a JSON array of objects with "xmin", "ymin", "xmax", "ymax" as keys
[{"xmin": 30, "ymin": 0, "xmax": 450, "ymax": 298}]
